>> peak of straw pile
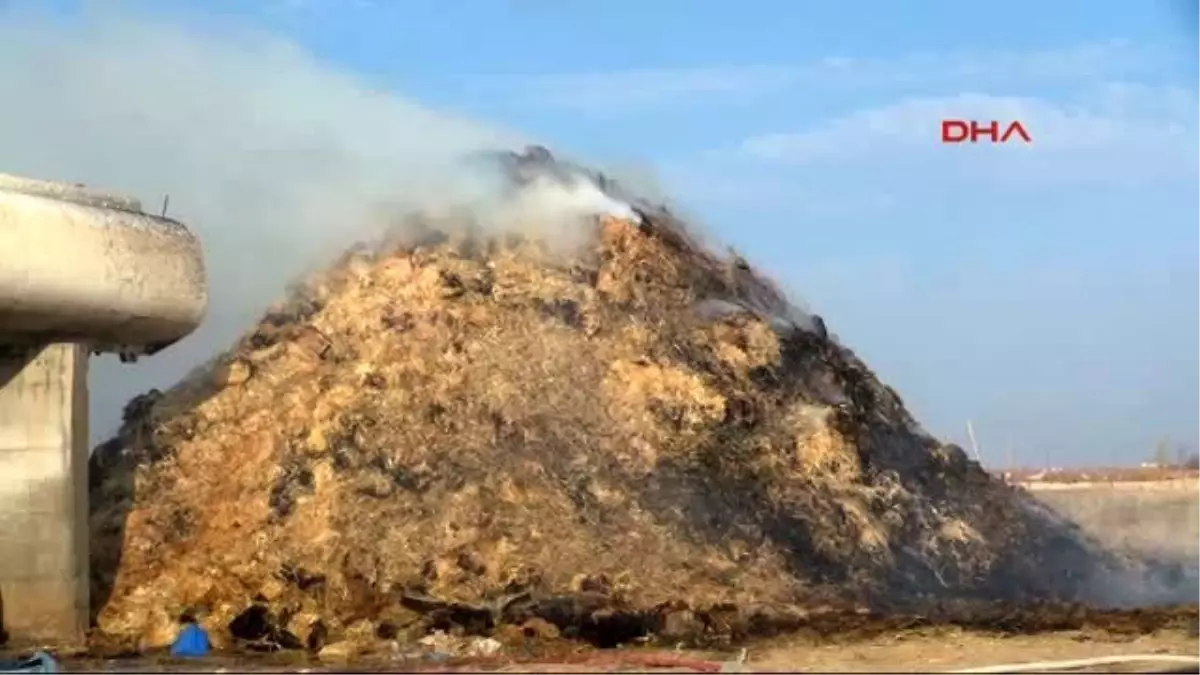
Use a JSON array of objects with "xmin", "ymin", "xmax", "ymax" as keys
[{"xmin": 89, "ymin": 149, "xmax": 1130, "ymax": 652}]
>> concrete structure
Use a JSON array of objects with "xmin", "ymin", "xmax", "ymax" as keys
[{"xmin": 0, "ymin": 175, "xmax": 208, "ymax": 647}]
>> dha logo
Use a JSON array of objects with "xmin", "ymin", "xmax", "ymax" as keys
[{"xmin": 941, "ymin": 120, "xmax": 1032, "ymax": 144}]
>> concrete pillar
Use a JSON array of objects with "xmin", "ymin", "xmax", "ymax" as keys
[{"xmin": 0, "ymin": 343, "xmax": 89, "ymax": 648}]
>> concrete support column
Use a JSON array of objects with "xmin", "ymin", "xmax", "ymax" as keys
[{"xmin": 0, "ymin": 343, "xmax": 89, "ymax": 648}]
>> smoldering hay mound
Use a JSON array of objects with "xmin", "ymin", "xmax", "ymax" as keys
[{"xmin": 87, "ymin": 151, "xmax": 1152, "ymax": 651}]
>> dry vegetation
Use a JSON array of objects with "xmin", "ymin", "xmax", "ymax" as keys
[
  {"xmin": 86, "ymin": 201, "xmax": 1185, "ymax": 657},
  {"xmin": 1026, "ymin": 478, "xmax": 1198, "ymax": 568}
]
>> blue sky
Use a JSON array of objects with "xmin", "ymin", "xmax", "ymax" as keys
[{"xmin": 6, "ymin": 0, "xmax": 1198, "ymax": 466}]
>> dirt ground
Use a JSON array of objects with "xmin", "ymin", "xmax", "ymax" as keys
[
  {"xmin": 51, "ymin": 604, "xmax": 1199, "ymax": 672},
  {"xmin": 58, "ymin": 626, "xmax": 1200, "ymax": 673},
  {"xmin": 742, "ymin": 630, "xmax": 1199, "ymax": 673}
]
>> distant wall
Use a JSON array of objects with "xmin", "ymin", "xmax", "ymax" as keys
[
  {"xmin": 1021, "ymin": 478, "xmax": 1199, "ymax": 492},
  {"xmin": 1026, "ymin": 479, "xmax": 1199, "ymax": 564}
]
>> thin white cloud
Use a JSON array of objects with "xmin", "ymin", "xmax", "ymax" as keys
[
  {"xmin": 736, "ymin": 87, "xmax": 1197, "ymax": 188},
  {"xmin": 491, "ymin": 66, "xmax": 801, "ymax": 111},
  {"xmin": 486, "ymin": 41, "xmax": 1168, "ymax": 114},
  {"xmin": 268, "ymin": 0, "xmax": 376, "ymax": 13}
]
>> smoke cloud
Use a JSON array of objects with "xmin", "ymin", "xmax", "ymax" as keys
[{"xmin": 0, "ymin": 4, "xmax": 629, "ymax": 439}]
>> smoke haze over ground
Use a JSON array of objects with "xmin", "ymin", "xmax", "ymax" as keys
[{"xmin": 0, "ymin": 4, "xmax": 591, "ymax": 439}]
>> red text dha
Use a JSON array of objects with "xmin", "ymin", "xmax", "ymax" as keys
[{"xmin": 941, "ymin": 120, "xmax": 1032, "ymax": 144}]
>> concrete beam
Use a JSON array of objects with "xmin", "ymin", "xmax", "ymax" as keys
[
  {"xmin": 0, "ymin": 174, "xmax": 207, "ymax": 354},
  {"xmin": 0, "ymin": 344, "xmax": 89, "ymax": 648}
]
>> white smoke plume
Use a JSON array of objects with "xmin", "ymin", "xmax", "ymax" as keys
[{"xmin": 0, "ymin": 4, "xmax": 634, "ymax": 440}]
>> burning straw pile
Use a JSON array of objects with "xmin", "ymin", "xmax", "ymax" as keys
[{"xmin": 89, "ymin": 149, "xmax": 1124, "ymax": 653}]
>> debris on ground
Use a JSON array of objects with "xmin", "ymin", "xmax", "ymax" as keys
[
  {"xmin": 88, "ymin": 146, "xmax": 1165, "ymax": 655},
  {"xmin": 416, "ymin": 629, "xmax": 457, "ymax": 659}
]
